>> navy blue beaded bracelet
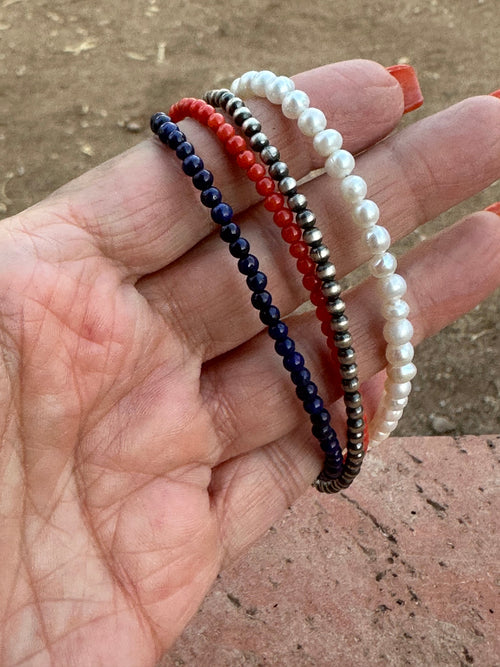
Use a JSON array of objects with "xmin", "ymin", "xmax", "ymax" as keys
[{"xmin": 151, "ymin": 111, "xmax": 345, "ymax": 489}]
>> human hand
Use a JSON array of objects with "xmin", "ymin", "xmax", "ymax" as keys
[{"xmin": 1, "ymin": 60, "xmax": 499, "ymax": 666}]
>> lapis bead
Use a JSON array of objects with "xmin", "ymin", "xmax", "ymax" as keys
[
  {"xmin": 251, "ymin": 290, "xmax": 272, "ymax": 310},
  {"xmin": 321, "ymin": 438, "xmax": 342, "ymax": 457},
  {"xmin": 151, "ymin": 112, "xmax": 171, "ymax": 133},
  {"xmin": 229, "ymin": 238, "xmax": 250, "ymax": 258},
  {"xmin": 246, "ymin": 271, "xmax": 267, "ymax": 293},
  {"xmin": 200, "ymin": 187, "xmax": 222, "ymax": 208},
  {"xmin": 211, "ymin": 202, "xmax": 233, "ymax": 225},
  {"xmin": 238, "ymin": 254, "xmax": 259, "ymax": 276},
  {"xmin": 182, "ymin": 154, "xmax": 204, "ymax": 176},
  {"xmin": 176, "ymin": 141, "xmax": 195, "ymax": 160},
  {"xmin": 296, "ymin": 382, "xmax": 318, "ymax": 402},
  {"xmin": 312, "ymin": 423, "xmax": 334, "ymax": 440},
  {"xmin": 168, "ymin": 129, "xmax": 186, "ymax": 149},
  {"xmin": 274, "ymin": 337, "xmax": 295, "ymax": 357},
  {"xmin": 158, "ymin": 121, "xmax": 178, "ymax": 143},
  {"xmin": 310, "ymin": 409, "xmax": 331, "ymax": 426},
  {"xmin": 268, "ymin": 321, "xmax": 288, "ymax": 340},
  {"xmin": 192, "ymin": 169, "xmax": 214, "ymax": 190},
  {"xmin": 304, "ymin": 397, "xmax": 324, "ymax": 414},
  {"xmin": 290, "ymin": 367, "xmax": 311, "ymax": 386},
  {"xmin": 283, "ymin": 352, "xmax": 305, "ymax": 372},
  {"xmin": 259, "ymin": 305, "xmax": 281, "ymax": 326},
  {"xmin": 220, "ymin": 223, "xmax": 241, "ymax": 243}
]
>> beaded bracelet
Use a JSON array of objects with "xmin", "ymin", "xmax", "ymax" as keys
[
  {"xmin": 169, "ymin": 95, "xmax": 366, "ymax": 491},
  {"xmin": 229, "ymin": 70, "xmax": 416, "ymax": 446},
  {"xmin": 150, "ymin": 111, "xmax": 353, "ymax": 491}
]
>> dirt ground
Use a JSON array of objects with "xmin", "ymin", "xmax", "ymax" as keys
[{"xmin": 0, "ymin": 0, "xmax": 498, "ymax": 436}]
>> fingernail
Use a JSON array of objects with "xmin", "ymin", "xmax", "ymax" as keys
[
  {"xmin": 386, "ymin": 64, "xmax": 424, "ymax": 114},
  {"xmin": 489, "ymin": 89, "xmax": 500, "ymax": 99},
  {"xmin": 485, "ymin": 202, "xmax": 500, "ymax": 216}
]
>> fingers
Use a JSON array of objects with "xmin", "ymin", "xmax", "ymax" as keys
[
  {"xmin": 140, "ymin": 95, "xmax": 500, "ymax": 361},
  {"xmin": 210, "ymin": 210, "xmax": 500, "ymax": 563},
  {"xmin": 19, "ymin": 61, "xmax": 404, "ymax": 279},
  {"xmin": 203, "ymin": 211, "xmax": 500, "ymax": 467}
]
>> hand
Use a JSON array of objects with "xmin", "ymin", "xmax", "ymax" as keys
[{"xmin": 1, "ymin": 60, "xmax": 499, "ymax": 666}]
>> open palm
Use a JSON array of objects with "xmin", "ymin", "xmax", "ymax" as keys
[{"xmin": 1, "ymin": 61, "xmax": 499, "ymax": 666}]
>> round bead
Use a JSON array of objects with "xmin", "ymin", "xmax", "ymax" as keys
[
  {"xmin": 290, "ymin": 367, "xmax": 311, "ymax": 386},
  {"xmin": 242, "ymin": 117, "xmax": 261, "ymax": 136},
  {"xmin": 229, "ymin": 238, "xmax": 250, "ymax": 258},
  {"xmin": 275, "ymin": 337, "xmax": 295, "ymax": 357},
  {"xmin": 383, "ymin": 395, "xmax": 408, "ymax": 410},
  {"xmin": 296, "ymin": 382, "xmax": 318, "ymax": 401},
  {"xmin": 383, "ymin": 318, "xmax": 414, "ymax": 345},
  {"xmin": 226, "ymin": 97, "xmax": 244, "ymax": 115},
  {"xmin": 365, "ymin": 225, "xmax": 391, "ymax": 254},
  {"xmin": 260, "ymin": 145, "xmax": 280, "ymax": 164},
  {"xmin": 384, "ymin": 408, "xmax": 404, "ymax": 421},
  {"xmin": 150, "ymin": 112, "xmax": 170, "ymax": 134},
  {"xmin": 260, "ymin": 305, "xmax": 281, "ymax": 326},
  {"xmin": 192, "ymin": 169, "xmax": 213, "ymax": 190},
  {"xmin": 304, "ymin": 397, "xmax": 324, "ymax": 414},
  {"xmin": 312, "ymin": 128, "xmax": 343, "ymax": 157},
  {"xmin": 370, "ymin": 252, "xmax": 397, "ymax": 278},
  {"xmin": 352, "ymin": 200, "xmax": 380, "ymax": 228},
  {"xmin": 265, "ymin": 75, "xmax": 295, "ymax": 104},
  {"xmin": 182, "ymin": 154, "xmax": 204, "ymax": 176},
  {"xmin": 386, "ymin": 341, "xmax": 414, "ymax": 366},
  {"xmin": 296, "ymin": 210, "xmax": 316, "ymax": 229},
  {"xmin": 210, "ymin": 202, "xmax": 233, "ymax": 225},
  {"xmin": 341, "ymin": 174, "xmax": 367, "ymax": 203},
  {"xmin": 310, "ymin": 245, "xmax": 330, "ymax": 263},
  {"xmin": 325, "ymin": 150, "xmax": 355, "ymax": 178},
  {"xmin": 282, "ymin": 90, "xmax": 310, "ymax": 118},
  {"xmin": 238, "ymin": 254, "xmax": 259, "ymax": 275},
  {"xmin": 378, "ymin": 273, "xmax": 408, "ymax": 300},
  {"xmin": 249, "ymin": 132, "xmax": 270, "ymax": 151},
  {"xmin": 321, "ymin": 281, "xmax": 342, "ymax": 299},
  {"xmin": 176, "ymin": 141, "xmax": 195, "ymax": 160},
  {"xmin": 388, "ymin": 362, "xmax": 417, "ymax": 383},
  {"xmin": 269, "ymin": 161, "xmax": 289, "ymax": 180},
  {"xmin": 278, "ymin": 176, "xmax": 298, "ymax": 196},
  {"xmin": 316, "ymin": 262, "xmax": 336, "ymax": 281},
  {"xmin": 326, "ymin": 297, "xmax": 345, "ymax": 315},
  {"xmin": 302, "ymin": 227, "xmax": 323, "ymax": 246},
  {"xmin": 238, "ymin": 70, "xmax": 258, "ymax": 96},
  {"xmin": 382, "ymin": 299, "xmax": 410, "ymax": 321},
  {"xmin": 288, "ymin": 194, "xmax": 308, "ymax": 212},
  {"xmin": 233, "ymin": 106, "xmax": 253, "ymax": 126},
  {"xmin": 268, "ymin": 321, "xmax": 288, "ymax": 340},
  {"xmin": 200, "ymin": 187, "xmax": 222, "ymax": 208},
  {"xmin": 330, "ymin": 314, "xmax": 349, "ymax": 332},
  {"xmin": 297, "ymin": 108, "xmax": 327, "ymax": 136},
  {"xmin": 251, "ymin": 69, "xmax": 277, "ymax": 97},
  {"xmin": 230, "ymin": 77, "xmax": 240, "ymax": 95},
  {"xmin": 220, "ymin": 222, "xmax": 240, "ymax": 243},
  {"xmin": 385, "ymin": 380, "xmax": 412, "ymax": 399},
  {"xmin": 283, "ymin": 352, "xmax": 305, "ymax": 372}
]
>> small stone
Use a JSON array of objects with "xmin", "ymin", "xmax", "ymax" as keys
[
  {"xmin": 429, "ymin": 414, "xmax": 456, "ymax": 434},
  {"xmin": 126, "ymin": 121, "xmax": 143, "ymax": 133}
]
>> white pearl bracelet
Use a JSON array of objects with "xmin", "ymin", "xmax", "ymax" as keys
[{"xmin": 231, "ymin": 70, "xmax": 416, "ymax": 447}]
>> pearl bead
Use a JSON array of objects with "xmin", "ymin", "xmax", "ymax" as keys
[
  {"xmin": 282, "ymin": 90, "xmax": 310, "ymax": 119},
  {"xmin": 325, "ymin": 149, "xmax": 355, "ymax": 178},
  {"xmin": 383, "ymin": 318, "xmax": 414, "ymax": 345},
  {"xmin": 378, "ymin": 273, "xmax": 407, "ymax": 300},
  {"xmin": 297, "ymin": 108, "xmax": 327, "ymax": 136},
  {"xmin": 238, "ymin": 70, "xmax": 258, "ymax": 97},
  {"xmin": 341, "ymin": 174, "xmax": 367, "ymax": 203},
  {"xmin": 251, "ymin": 70, "xmax": 277, "ymax": 96},
  {"xmin": 365, "ymin": 225, "xmax": 391, "ymax": 254},
  {"xmin": 377, "ymin": 419, "xmax": 399, "ymax": 433},
  {"xmin": 385, "ymin": 380, "xmax": 412, "ymax": 399},
  {"xmin": 384, "ymin": 408, "xmax": 404, "ymax": 421},
  {"xmin": 370, "ymin": 252, "xmax": 397, "ymax": 278},
  {"xmin": 381, "ymin": 298, "xmax": 410, "ymax": 321},
  {"xmin": 371, "ymin": 427, "xmax": 391, "ymax": 441},
  {"xmin": 386, "ymin": 341, "xmax": 414, "ymax": 366},
  {"xmin": 266, "ymin": 76, "xmax": 295, "ymax": 104},
  {"xmin": 388, "ymin": 362, "xmax": 417, "ymax": 383},
  {"xmin": 383, "ymin": 395, "xmax": 409, "ymax": 410},
  {"xmin": 312, "ymin": 128, "xmax": 343, "ymax": 157},
  {"xmin": 352, "ymin": 200, "xmax": 380, "ymax": 228},
  {"xmin": 230, "ymin": 77, "xmax": 241, "ymax": 95}
]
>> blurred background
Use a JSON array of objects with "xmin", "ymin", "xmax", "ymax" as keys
[{"xmin": 1, "ymin": 0, "xmax": 498, "ymax": 437}]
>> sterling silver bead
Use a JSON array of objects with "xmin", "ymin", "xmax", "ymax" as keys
[
  {"xmin": 278, "ymin": 176, "xmax": 298, "ymax": 196},
  {"xmin": 316, "ymin": 262, "xmax": 336, "ymax": 281},
  {"xmin": 310, "ymin": 245, "xmax": 330, "ymax": 263},
  {"xmin": 302, "ymin": 227, "xmax": 323, "ymax": 246},
  {"xmin": 321, "ymin": 281, "xmax": 341, "ymax": 298}
]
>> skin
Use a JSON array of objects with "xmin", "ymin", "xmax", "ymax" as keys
[{"xmin": 0, "ymin": 60, "xmax": 499, "ymax": 666}]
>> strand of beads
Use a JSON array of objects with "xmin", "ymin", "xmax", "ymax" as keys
[
  {"xmin": 150, "ymin": 111, "xmax": 347, "ymax": 489},
  {"xmin": 229, "ymin": 70, "xmax": 416, "ymax": 446},
  {"xmin": 169, "ymin": 95, "xmax": 365, "ymax": 492}
]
